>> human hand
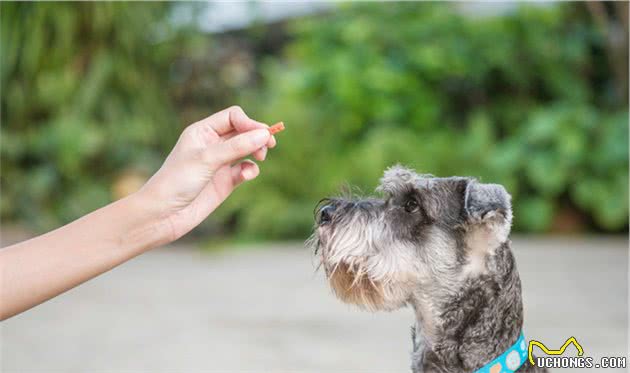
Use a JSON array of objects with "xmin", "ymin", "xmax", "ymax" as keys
[
  {"xmin": 0, "ymin": 106, "xmax": 278, "ymax": 319},
  {"xmin": 137, "ymin": 106, "xmax": 276, "ymax": 243}
]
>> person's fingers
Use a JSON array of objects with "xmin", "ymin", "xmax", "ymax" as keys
[
  {"xmin": 195, "ymin": 106, "xmax": 269, "ymax": 136},
  {"xmin": 231, "ymin": 160, "xmax": 260, "ymax": 186},
  {"xmin": 253, "ymin": 146, "xmax": 267, "ymax": 161},
  {"xmin": 221, "ymin": 130, "xmax": 276, "ymax": 149},
  {"xmin": 206, "ymin": 129, "xmax": 270, "ymax": 166}
]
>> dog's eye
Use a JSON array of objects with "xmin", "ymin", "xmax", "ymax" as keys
[{"xmin": 404, "ymin": 199, "xmax": 419, "ymax": 213}]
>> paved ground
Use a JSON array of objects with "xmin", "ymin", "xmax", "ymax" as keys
[{"xmin": 1, "ymin": 236, "xmax": 627, "ymax": 372}]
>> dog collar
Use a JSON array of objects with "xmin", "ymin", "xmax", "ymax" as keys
[{"xmin": 474, "ymin": 332, "xmax": 527, "ymax": 373}]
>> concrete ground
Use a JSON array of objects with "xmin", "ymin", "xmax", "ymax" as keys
[{"xmin": 1, "ymin": 236, "xmax": 627, "ymax": 372}]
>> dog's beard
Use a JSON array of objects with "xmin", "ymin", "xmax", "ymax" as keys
[
  {"xmin": 312, "ymin": 214, "xmax": 420, "ymax": 312},
  {"xmin": 327, "ymin": 262, "xmax": 389, "ymax": 311}
]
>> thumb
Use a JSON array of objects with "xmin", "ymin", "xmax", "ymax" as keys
[{"xmin": 208, "ymin": 129, "xmax": 270, "ymax": 166}]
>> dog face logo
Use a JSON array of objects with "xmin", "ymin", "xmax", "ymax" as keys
[
  {"xmin": 529, "ymin": 337, "xmax": 584, "ymax": 366},
  {"xmin": 309, "ymin": 165, "xmax": 513, "ymax": 312}
]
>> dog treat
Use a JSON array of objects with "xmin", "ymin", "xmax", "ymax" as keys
[{"xmin": 269, "ymin": 122, "xmax": 285, "ymax": 135}]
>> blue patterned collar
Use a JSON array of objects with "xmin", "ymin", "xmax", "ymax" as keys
[{"xmin": 474, "ymin": 332, "xmax": 527, "ymax": 373}]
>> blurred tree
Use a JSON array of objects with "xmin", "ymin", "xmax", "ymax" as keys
[
  {"xmin": 1, "ymin": 2, "xmax": 187, "ymax": 228},
  {"xmin": 219, "ymin": 2, "xmax": 628, "ymax": 238},
  {"xmin": 2, "ymin": 2, "xmax": 627, "ymax": 238},
  {"xmin": 585, "ymin": 1, "xmax": 628, "ymax": 103}
]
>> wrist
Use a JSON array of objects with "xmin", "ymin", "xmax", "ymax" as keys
[{"xmin": 117, "ymin": 190, "xmax": 174, "ymax": 252}]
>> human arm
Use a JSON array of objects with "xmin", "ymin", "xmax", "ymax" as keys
[{"xmin": 0, "ymin": 106, "xmax": 275, "ymax": 320}]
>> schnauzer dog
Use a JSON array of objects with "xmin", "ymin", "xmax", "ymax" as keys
[{"xmin": 309, "ymin": 166, "xmax": 545, "ymax": 373}]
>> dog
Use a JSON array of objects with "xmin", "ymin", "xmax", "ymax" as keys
[{"xmin": 308, "ymin": 165, "xmax": 546, "ymax": 373}]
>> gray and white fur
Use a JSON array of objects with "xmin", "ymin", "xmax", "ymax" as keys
[{"xmin": 308, "ymin": 165, "xmax": 546, "ymax": 373}]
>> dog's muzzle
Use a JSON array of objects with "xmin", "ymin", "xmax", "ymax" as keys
[
  {"xmin": 318, "ymin": 205, "xmax": 335, "ymax": 225},
  {"xmin": 315, "ymin": 198, "xmax": 340, "ymax": 226},
  {"xmin": 315, "ymin": 199, "xmax": 373, "ymax": 227}
]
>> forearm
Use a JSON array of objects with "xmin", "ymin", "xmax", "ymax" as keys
[
  {"xmin": 0, "ymin": 192, "xmax": 168, "ymax": 320},
  {"xmin": 0, "ymin": 107, "xmax": 275, "ymax": 320}
]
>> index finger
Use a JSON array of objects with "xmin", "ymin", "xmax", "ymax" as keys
[
  {"xmin": 198, "ymin": 106, "xmax": 266, "ymax": 135},
  {"xmin": 196, "ymin": 105, "xmax": 276, "ymax": 148}
]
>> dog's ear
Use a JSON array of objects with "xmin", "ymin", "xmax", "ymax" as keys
[{"xmin": 463, "ymin": 180, "xmax": 512, "ymax": 243}]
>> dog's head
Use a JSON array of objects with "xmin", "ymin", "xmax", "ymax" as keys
[{"xmin": 309, "ymin": 165, "xmax": 512, "ymax": 312}]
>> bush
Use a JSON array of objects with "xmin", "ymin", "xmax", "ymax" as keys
[
  {"xmin": 1, "ymin": 3, "xmax": 191, "ymax": 228},
  {"xmin": 2, "ymin": 2, "xmax": 627, "ymax": 238},
  {"xmin": 219, "ymin": 3, "xmax": 628, "ymax": 238}
]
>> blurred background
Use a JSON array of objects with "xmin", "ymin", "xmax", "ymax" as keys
[
  {"xmin": 2, "ymin": 1, "xmax": 628, "ymax": 238},
  {"xmin": 1, "ymin": 2, "xmax": 628, "ymax": 372}
]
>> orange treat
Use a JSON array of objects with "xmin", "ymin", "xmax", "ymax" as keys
[{"xmin": 269, "ymin": 122, "xmax": 285, "ymax": 135}]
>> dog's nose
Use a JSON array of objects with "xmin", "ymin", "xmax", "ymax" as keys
[{"xmin": 318, "ymin": 205, "xmax": 335, "ymax": 225}]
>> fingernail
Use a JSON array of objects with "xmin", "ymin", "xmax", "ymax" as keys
[
  {"xmin": 260, "ymin": 146, "xmax": 268, "ymax": 160},
  {"xmin": 250, "ymin": 129, "xmax": 270, "ymax": 146},
  {"xmin": 243, "ymin": 167, "xmax": 257, "ymax": 180}
]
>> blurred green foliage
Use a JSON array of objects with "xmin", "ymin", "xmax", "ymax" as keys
[
  {"xmin": 222, "ymin": 3, "xmax": 628, "ymax": 237},
  {"xmin": 1, "ymin": 2, "xmax": 187, "ymax": 227},
  {"xmin": 0, "ymin": 2, "xmax": 271, "ymax": 231},
  {"xmin": 1, "ymin": 2, "xmax": 627, "ymax": 237}
]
